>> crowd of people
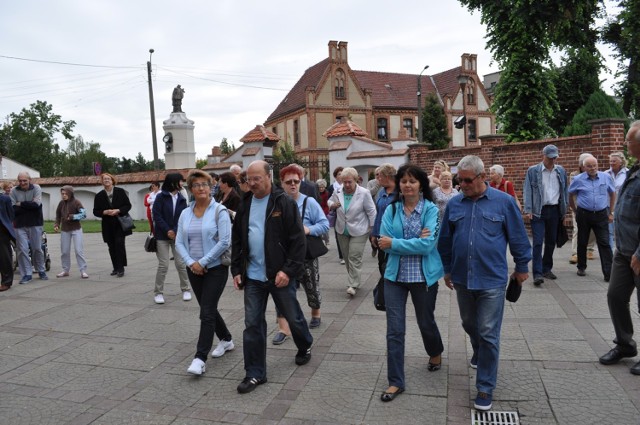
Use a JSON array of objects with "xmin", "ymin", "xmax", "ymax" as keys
[{"xmin": 1, "ymin": 122, "xmax": 639, "ymax": 412}]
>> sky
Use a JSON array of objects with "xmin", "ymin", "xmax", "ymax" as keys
[{"xmin": 0, "ymin": 0, "xmax": 622, "ymax": 163}]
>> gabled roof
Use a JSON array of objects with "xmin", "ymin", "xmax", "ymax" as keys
[
  {"xmin": 239, "ymin": 125, "xmax": 281, "ymax": 143},
  {"xmin": 352, "ymin": 71, "xmax": 436, "ymax": 109},
  {"xmin": 323, "ymin": 118, "xmax": 368, "ymax": 138},
  {"xmin": 431, "ymin": 66, "xmax": 464, "ymax": 99}
]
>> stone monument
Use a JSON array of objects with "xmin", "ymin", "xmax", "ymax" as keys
[{"xmin": 163, "ymin": 85, "xmax": 196, "ymax": 169}]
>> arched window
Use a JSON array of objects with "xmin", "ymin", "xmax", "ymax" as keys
[
  {"xmin": 335, "ymin": 69, "xmax": 346, "ymax": 99},
  {"xmin": 467, "ymin": 80, "xmax": 475, "ymax": 105}
]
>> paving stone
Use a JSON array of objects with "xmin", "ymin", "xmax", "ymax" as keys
[
  {"xmin": 0, "ymin": 353, "xmax": 33, "ymax": 375},
  {"xmin": 528, "ymin": 340, "xmax": 597, "ymax": 361},
  {"xmin": 89, "ymin": 409, "xmax": 176, "ymax": 425},
  {"xmin": 520, "ymin": 321, "xmax": 583, "ymax": 340},
  {"xmin": 58, "ymin": 366, "xmax": 146, "ymax": 396},
  {"xmin": 539, "ymin": 369, "xmax": 625, "ymax": 399},
  {"xmin": 364, "ymin": 394, "xmax": 447, "ymax": 425},
  {"xmin": 0, "ymin": 335, "xmax": 73, "ymax": 357},
  {"xmin": 0, "ymin": 394, "xmax": 89, "ymax": 424},
  {"xmin": 550, "ymin": 398, "xmax": 639, "ymax": 425},
  {"xmin": 0, "ymin": 299, "xmax": 60, "ymax": 326},
  {"xmin": 286, "ymin": 387, "xmax": 372, "ymax": 423},
  {"xmin": 194, "ymin": 378, "xmax": 283, "ymax": 415},
  {"xmin": 5, "ymin": 361, "xmax": 93, "ymax": 388}
]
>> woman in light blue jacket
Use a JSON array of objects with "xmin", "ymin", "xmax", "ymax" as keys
[
  {"xmin": 175, "ymin": 170, "xmax": 233, "ymax": 376},
  {"xmin": 377, "ymin": 164, "xmax": 445, "ymax": 402}
]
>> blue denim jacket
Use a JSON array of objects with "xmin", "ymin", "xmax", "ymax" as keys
[
  {"xmin": 438, "ymin": 186, "xmax": 531, "ymax": 290},
  {"xmin": 523, "ymin": 163, "xmax": 568, "ymax": 217},
  {"xmin": 614, "ymin": 166, "xmax": 640, "ymax": 259}
]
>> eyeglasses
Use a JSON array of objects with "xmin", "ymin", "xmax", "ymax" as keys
[
  {"xmin": 459, "ymin": 174, "xmax": 481, "ymax": 184},
  {"xmin": 283, "ymin": 179, "xmax": 300, "ymax": 185},
  {"xmin": 191, "ymin": 183, "xmax": 210, "ymax": 189},
  {"xmin": 247, "ymin": 176, "xmax": 265, "ymax": 183}
]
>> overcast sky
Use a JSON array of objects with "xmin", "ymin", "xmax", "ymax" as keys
[{"xmin": 0, "ymin": 0, "xmax": 621, "ymax": 162}]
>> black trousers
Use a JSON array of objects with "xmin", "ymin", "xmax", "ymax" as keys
[
  {"xmin": 576, "ymin": 208, "xmax": 612, "ymax": 279},
  {"xmin": 0, "ymin": 229, "xmax": 13, "ymax": 286},
  {"xmin": 607, "ymin": 251, "xmax": 640, "ymax": 354}
]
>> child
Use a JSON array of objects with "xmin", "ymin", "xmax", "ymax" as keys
[{"xmin": 54, "ymin": 186, "xmax": 89, "ymax": 278}]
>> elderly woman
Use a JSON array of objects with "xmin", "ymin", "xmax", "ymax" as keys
[
  {"xmin": 93, "ymin": 173, "xmax": 132, "ymax": 277},
  {"xmin": 176, "ymin": 170, "xmax": 234, "ymax": 375},
  {"xmin": 272, "ymin": 165, "xmax": 330, "ymax": 344},
  {"xmin": 328, "ymin": 167, "xmax": 376, "ymax": 296},
  {"xmin": 54, "ymin": 186, "xmax": 88, "ymax": 279},
  {"xmin": 215, "ymin": 171, "xmax": 242, "ymax": 215},
  {"xmin": 377, "ymin": 164, "xmax": 445, "ymax": 402},
  {"xmin": 316, "ymin": 179, "xmax": 331, "ymax": 246},
  {"xmin": 429, "ymin": 160, "xmax": 449, "ymax": 189},
  {"xmin": 489, "ymin": 165, "xmax": 521, "ymax": 210},
  {"xmin": 432, "ymin": 171, "xmax": 458, "ymax": 220},
  {"xmin": 152, "ymin": 173, "xmax": 191, "ymax": 304}
]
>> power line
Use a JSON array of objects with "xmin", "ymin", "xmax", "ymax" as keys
[{"xmin": 0, "ymin": 54, "xmax": 140, "ymax": 69}]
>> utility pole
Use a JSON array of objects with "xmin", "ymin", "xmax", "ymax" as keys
[
  {"xmin": 147, "ymin": 49, "xmax": 159, "ymax": 170},
  {"xmin": 417, "ymin": 65, "xmax": 429, "ymax": 143}
]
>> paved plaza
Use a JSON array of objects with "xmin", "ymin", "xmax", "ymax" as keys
[{"xmin": 0, "ymin": 232, "xmax": 639, "ymax": 425}]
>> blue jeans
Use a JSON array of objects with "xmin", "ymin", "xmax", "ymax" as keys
[
  {"xmin": 243, "ymin": 278, "xmax": 313, "ymax": 380},
  {"xmin": 385, "ymin": 280, "xmax": 443, "ymax": 389},
  {"xmin": 454, "ymin": 284, "xmax": 506, "ymax": 395},
  {"xmin": 531, "ymin": 205, "xmax": 560, "ymax": 278}
]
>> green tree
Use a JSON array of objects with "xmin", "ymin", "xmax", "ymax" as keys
[
  {"xmin": 58, "ymin": 135, "xmax": 112, "ymax": 176},
  {"xmin": 220, "ymin": 138, "xmax": 235, "ymax": 155},
  {"xmin": 0, "ymin": 100, "xmax": 75, "ymax": 176},
  {"xmin": 602, "ymin": 0, "xmax": 640, "ymax": 118},
  {"xmin": 195, "ymin": 158, "xmax": 208, "ymax": 169},
  {"xmin": 421, "ymin": 93, "xmax": 450, "ymax": 149},
  {"xmin": 563, "ymin": 90, "xmax": 627, "ymax": 136},
  {"xmin": 272, "ymin": 138, "xmax": 298, "ymax": 164},
  {"xmin": 459, "ymin": 0, "xmax": 602, "ymax": 141}
]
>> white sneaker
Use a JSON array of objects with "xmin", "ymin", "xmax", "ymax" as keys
[
  {"xmin": 346, "ymin": 287, "xmax": 356, "ymax": 296},
  {"xmin": 340, "ymin": 259, "xmax": 346, "ymax": 265},
  {"xmin": 154, "ymin": 294, "xmax": 165, "ymax": 304},
  {"xmin": 187, "ymin": 358, "xmax": 206, "ymax": 375},
  {"xmin": 211, "ymin": 339, "xmax": 235, "ymax": 358},
  {"xmin": 182, "ymin": 291, "xmax": 192, "ymax": 301}
]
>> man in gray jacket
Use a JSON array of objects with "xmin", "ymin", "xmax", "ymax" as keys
[
  {"xmin": 599, "ymin": 121, "xmax": 640, "ymax": 376},
  {"xmin": 10, "ymin": 172, "xmax": 48, "ymax": 283}
]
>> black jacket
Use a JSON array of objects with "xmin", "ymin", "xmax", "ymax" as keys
[
  {"xmin": 93, "ymin": 186, "xmax": 132, "ymax": 241},
  {"xmin": 231, "ymin": 185, "xmax": 305, "ymax": 281},
  {"xmin": 152, "ymin": 190, "xmax": 187, "ymax": 240}
]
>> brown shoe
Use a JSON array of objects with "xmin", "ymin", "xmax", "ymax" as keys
[
  {"xmin": 569, "ymin": 255, "xmax": 577, "ymax": 264},
  {"xmin": 0, "ymin": 284, "xmax": 11, "ymax": 292},
  {"xmin": 588, "ymin": 251, "xmax": 595, "ymax": 260}
]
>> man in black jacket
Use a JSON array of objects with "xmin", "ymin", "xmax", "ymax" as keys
[{"xmin": 231, "ymin": 160, "xmax": 313, "ymax": 394}]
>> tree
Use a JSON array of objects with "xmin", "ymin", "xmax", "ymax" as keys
[
  {"xmin": 195, "ymin": 158, "xmax": 208, "ymax": 169},
  {"xmin": 421, "ymin": 93, "xmax": 450, "ymax": 149},
  {"xmin": 58, "ymin": 135, "xmax": 112, "ymax": 176},
  {"xmin": 0, "ymin": 100, "xmax": 75, "ymax": 176},
  {"xmin": 602, "ymin": 0, "xmax": 640, "ymax": 118},
  {"xmin": 459, "ymin": 0, "xmax": 602, "ymax": 141},
  {"xmin": 220, "ymin": 138, "xmax": 235, "ymax": 155},
  {"xmin": 272, "ymin": 139, "xmax": 299, "ymax": 164},
  {"xmin": 563, "ymin": 90, "xmax": 627, "ymax": 136}
]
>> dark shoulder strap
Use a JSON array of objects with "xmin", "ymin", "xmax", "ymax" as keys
[{"xmin": 301, "ymin": 196, "xmax": 308, "ymax": 219}]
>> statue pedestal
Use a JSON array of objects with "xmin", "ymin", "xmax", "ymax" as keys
[{"xmin": 163, "ymin": 112, "xmax": 196, "ymax": 169}]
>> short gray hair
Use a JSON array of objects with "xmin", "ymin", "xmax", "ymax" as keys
[
  {"xmin": 489, "ymin": 164, "xmax": 504, "ymax": 177},
  {"xmin": 578, "ymin": 153, "xmax": 594, "ymax": 166},
  {"xmin": 609, "ymin": 151, "xmax": 627, "ymax": 167},
  {"xmin": 375, "ymin": 163, "xmax": 396, "ymax": 178},
  {"xmin": 457, "ymin": 155, "xmax": 485, "ymax": 175},
  {"xmin": 316, "ymin": 178, "xmax": 327, "ymax": 188},
  {"xmin": 340, "ymin": 167, "xmax": 359, "ymax": 180}
]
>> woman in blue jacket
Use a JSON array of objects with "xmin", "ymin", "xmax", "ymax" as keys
[
  {"xmin": 377, "ymin": 164, "xmax": 445, "ymax": 402},
  {"xmin": 176, "ymin": 170, "xmax": 234, "ymax": 376}
]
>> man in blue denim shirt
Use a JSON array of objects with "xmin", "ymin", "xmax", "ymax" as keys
[
  {"xmin": 523, "ymin": 144, "xmax": 568, "ymax": 286},
  {"xmin": 369, "ymin": 164, "xmax": 397, "ymax": 285},
  {"xmin": 599, "ymin": 121, "xmax": 640, "ymax": 376},
  {"xmin": 568, "ymin": 156, "xmax": 616, "ymax": 281},
  {"xmin": 439, "ymin": 155, "xmax": 531, "ymax": 411}
]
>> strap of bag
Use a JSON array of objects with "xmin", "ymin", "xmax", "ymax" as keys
[{"xmin": 301, "ymin": 196, "xmax": 308, "ymax": 220}]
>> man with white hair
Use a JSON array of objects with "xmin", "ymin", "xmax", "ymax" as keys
[
  {"xmin": 10, "ymin": 172, "xmax": 48, "ymax": 284},
  {"xmin": 569, "ymin": 153, "xmax": 597, "ymax": 264}
]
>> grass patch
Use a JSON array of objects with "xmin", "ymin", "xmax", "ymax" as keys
[{"xmin": 43, "ymin": 220, "xmax": 151, "ymax": 234}]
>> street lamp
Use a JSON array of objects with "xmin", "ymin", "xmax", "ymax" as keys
[
  {"xmin": 456, "ymin": 74, "xmax": 470, "ymax": 146},
  {"xmin": 147, "ymin": 49, "xmax": 159, "ymax": 170},
  {"xmin": 416, "ymin": 65, "xmax": 429, "ymax": 143}
]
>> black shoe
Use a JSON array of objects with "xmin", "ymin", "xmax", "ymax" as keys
[
  {"xmin": 631, "ymin": 361, "xmax": 640, "ymax": 375},
  {"xmin": 295, "ymin": 346, "xmax": 312, "ymax": 365},
  {"xmin": 543, "ymin": 271, "xmax": 557, "ymax": 280},
  {"xmin": 604, "ymin": 275, "xmax": 610, "ymax": 282},
  {"xmin": 380, "ymin": 387, "xmax": 404, "ymax": 402},
  {"xmin": 533, "ymin": 277, "xmax": 543, "ymax": 286},
  {"xmin": 117, "ymin": 271, "xmax": 124, "ymax": 278},
  {"xmin": 110, "ymin": 270, "xmax": 118, "ymax": 276},
  {"xmin": 599, "ymin": 347, "xmax": 638, "ymax": 365},
  {"xmin": 237, "ymin": 376, "xmax": 267, "ymax": 394},
  {"xmin": 577, "ymin": 269, "xmax": 586, "ymax": 277}
]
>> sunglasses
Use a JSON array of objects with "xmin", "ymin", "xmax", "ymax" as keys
[
  {"xmin": 459, "ymin": 174, "xmax": 481, "ymax": 184},
  {"xmin": 283, "ymin": 179, "xmax": 301, "ymax": 185}
]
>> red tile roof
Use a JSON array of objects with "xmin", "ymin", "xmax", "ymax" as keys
[
  {"xmin": 240, "ymin": 125, "xmax": 281, "ymax": 143},
  {"xmin": 32, "ymin": 169, "xmax": 196, "ymax": 187},
  {"xmin": 432, "ymin": 66, "xmax": 465, "ymax": 99},
  {"xmin": 323, "ymin": 119, "xmax": 368, "ymax": 138}
]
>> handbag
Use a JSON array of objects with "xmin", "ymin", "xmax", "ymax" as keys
[
  {"xmin": 302, "ymin": 197, "xmax": 329, "ymax": 259},
  {"xmin": 506, "ymin": 276, "xmax": 522, "ymax": 303},
  {"xmin": 214, "ymin": 204, "xmax": 232, "ymax": 266},
  {"xmin": 144, "ymin": 233, "xmax": 157, "ymax": 253},
  {"xmin": 556, "ymin": 219, "xmax": 568, "ymax": 248},
  {"xmin": 373, "ymin": 278, "xmax": 386, "ymax": 311},
  {"xmin": 117, "ymin": 214, "xmax": 135, "ymax": 232},
  {"xmin": 327, "ymin": 210, "xmax": 336, "ymax": 228}
]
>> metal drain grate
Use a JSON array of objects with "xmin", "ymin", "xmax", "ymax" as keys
[{"xmin": 471, "ymin": 410, "xmax": 520, "ymax": 425}]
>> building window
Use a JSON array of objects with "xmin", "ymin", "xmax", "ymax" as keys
[
  {"xmin": 293, "ymin": 120, "xmax": 300, "ymax": 147},
  {"xmin": 335, "ymin": 69, "xmax": 346, "ymax": 99},
  {"xmin": 377, "ymin": 118, "xmax": 388, "ymax": 141},
  {"xmin": 468, "ymin": 119, "xmax": 477, "ymax": 141},
  {"xmin": 336, "ymin": 115, "xmax": 344, "ymax": 123},
  {"xmin": 403, "ymin": 118, "xmax": 414, "ymax": 137},
  {"xmin": 272, "ymin": 127, "xmax": 277, "ymax": 135},
  {"xmin": 467, "ymin": 80, "xmax": 475, "ymax": 105}
]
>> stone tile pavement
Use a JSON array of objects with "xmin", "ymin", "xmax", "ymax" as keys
[{"xmin": 0, "ymin": 232, "xmax": 639, "ymax": 424}]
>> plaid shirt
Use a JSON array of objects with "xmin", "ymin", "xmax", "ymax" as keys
[{"xmin": 397, "ymin": 199, "xmax": 426, "ymax": 283}]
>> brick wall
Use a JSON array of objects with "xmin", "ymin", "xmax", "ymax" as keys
[{"xmin": 408, "ymin": 118, "xmax": 627, "ymax": 203}]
